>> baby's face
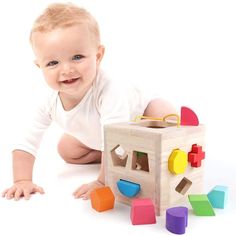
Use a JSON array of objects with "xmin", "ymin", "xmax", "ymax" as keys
[{"xmin": 31, "ymin": 24, "xmax": 104, "ymax": 98}]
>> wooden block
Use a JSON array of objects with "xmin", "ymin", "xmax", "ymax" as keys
[
  {"xmin": 168, "ymin": 149, "xmax": 188, "ymax": 174},
  {"xmin": 188, "ymin": 144, "xmax": 205, "ymax": 167},
  {"xmin": 130, "ymin": 198, "xmax": 156, "ymax": 225},
  {"xmin": 207, "ymin": 185, "xmax": 228, "ymax": 209},
  {"xmin": 188, "ymin": 194, "xmax": 215, "ymax": 216},
  {"xmin": 117, "ymin": 179, "xmax": 140, "ymax": 197},
  {"xmin": 181, "ymin": 106, "xmax": 199, "ymax": 126},
  {"xmin": 90, "ymin": 187, "xmax": 115, "ymax": 212},
  {"xmin": 166, "ymin": 207, "xmax": 188, "ymax": 234}
]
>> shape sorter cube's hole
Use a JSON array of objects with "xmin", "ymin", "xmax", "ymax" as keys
[
  {"xmin": 134, "ymin": 120, "xmax": 176, "ymax": 129},
  {"xmin": 111, "ymin": 145, "xmax": 128, "ymax": 167},
  {"xmin": 175, "ymin": 177, "xmax": 192, "ymax": 195},
  {"xmin": 132, "ymin": 151, "xmax": 149, "ymax": 172}
]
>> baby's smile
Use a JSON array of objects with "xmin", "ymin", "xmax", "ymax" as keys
[{"xmin": 61, "ymin": 77, "xmax": 80, "ymax": 84}]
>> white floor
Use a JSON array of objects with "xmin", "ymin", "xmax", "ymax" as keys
[{"xmin": 0, "ymin": 124, "xmax": 235, "ymax": 236}]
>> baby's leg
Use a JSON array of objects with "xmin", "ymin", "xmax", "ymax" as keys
[
  {"xmin": 143, "ymin": 98, "xmax": 177, "ymax": 117},
  {"xmin": 57, "ymin": 134, "xmax": 101, "ymax": 164}
]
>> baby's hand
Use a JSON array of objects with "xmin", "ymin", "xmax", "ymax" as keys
[
  {"xmin": 73, "ymin": 180, "xmax": 104, "ymax": 200},
  {"xmin": 2, "ymin": 180, "xmax": 44, "ymax": 200}
]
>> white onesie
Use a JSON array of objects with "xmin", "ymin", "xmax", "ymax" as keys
[{"xmin": 14, "ymin": 69, "xmax": 154, "ymax": 156}]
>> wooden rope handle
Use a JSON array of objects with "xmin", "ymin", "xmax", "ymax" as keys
[{"xmin": 134, "ymin": 114, "xmax": 180, "ymax": 127}]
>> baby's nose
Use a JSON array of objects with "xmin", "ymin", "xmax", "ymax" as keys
[{"xmin": 61, "ymin": 62, "xmax": 75, "ymax": 75}]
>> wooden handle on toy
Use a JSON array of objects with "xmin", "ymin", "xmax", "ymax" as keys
[{"xmin": 134, "ymin": 114, "xmax": 180, "ymax": 127}]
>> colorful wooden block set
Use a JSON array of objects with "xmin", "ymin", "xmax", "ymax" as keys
[{"xmin": 90, "ymin": 107, "xmax": 228, "ymax": 234}]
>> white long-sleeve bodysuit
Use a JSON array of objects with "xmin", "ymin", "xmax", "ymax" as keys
[{"xmin": 14, "ymin": 70, "xmax": 154, "ymax": 156}]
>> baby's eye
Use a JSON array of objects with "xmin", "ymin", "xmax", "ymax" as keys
[
  {"xmin": 72, "ymin": 55, "xmax": 84, "ymax": 60},
  {"xmin": 46, "ymin": 61, "xmax": 58, "ymax": 67}
]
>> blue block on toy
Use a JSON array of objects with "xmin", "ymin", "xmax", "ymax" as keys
[
  {"xmin": 207, "ymin": 185, "xmax": 228, "ymax": 209},
  {"xmin": 117, "ymin": 179, "xmax": 140, "ymax": 198}
]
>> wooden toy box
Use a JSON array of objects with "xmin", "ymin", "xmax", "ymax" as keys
[{"xmin": 104, "ymin": 119, "xmax": 205, "ymax": 215}]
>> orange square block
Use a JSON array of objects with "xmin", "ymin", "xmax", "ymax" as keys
[{"xmin": 90, "ymin": 186, "xmax": 115, "ymax": 212}]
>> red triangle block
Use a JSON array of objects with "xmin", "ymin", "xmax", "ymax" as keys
[{"xmin": 181, "ymin": 106, "xmax": 199, "ymax": 126}]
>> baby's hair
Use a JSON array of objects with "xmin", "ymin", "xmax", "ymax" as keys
[{"xmin": 30, "ymin": 2, "xmax": 100, "ymax": 47}]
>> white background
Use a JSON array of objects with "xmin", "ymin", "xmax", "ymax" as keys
[{"xmin": 0, "ymin": 0, "xmax": 235, "ymax": 235}]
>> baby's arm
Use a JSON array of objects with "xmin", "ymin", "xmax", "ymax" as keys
[
  {"xmin": 73, "ymin": 152, "xmax": 105, "ymax": 199},
  {"xmin": 2, "ymin": 93, "xmax": 55, "ymax": 200},
  {"xmin": 2, "ymin": 150, "xmax": 44, "ymax": 200}
]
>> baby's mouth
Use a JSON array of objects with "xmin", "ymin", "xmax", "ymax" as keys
[{"xmin": 62, "ymin": 78, "xmax": 79, "ymax": 84}]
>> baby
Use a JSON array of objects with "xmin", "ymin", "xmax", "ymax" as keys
[{"xmin": 2, "ymin": 3, "xmax": 176, "ymax": 200}]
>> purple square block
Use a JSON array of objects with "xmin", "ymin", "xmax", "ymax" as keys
[{"xmin": 166, "ymin": 207, "xmax": 188, "ymax": 234}]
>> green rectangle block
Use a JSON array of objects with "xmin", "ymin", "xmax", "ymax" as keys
[{"xmin": 188, "ymin": 194, "xmax": 215, "ymax": 216}]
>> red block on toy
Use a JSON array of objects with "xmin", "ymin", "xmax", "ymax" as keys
[
  {"xmin": 130, "ymin": 198, "xmax": 156, "ymax": 225},
  {"xmin": 188, "ymin": 144, "xmax": 205, "ymax": 167},
  {"xmin": 181, "ymin": 106, "xmax": 199, "ymax": 126}
]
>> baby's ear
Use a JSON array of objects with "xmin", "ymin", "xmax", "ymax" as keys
[
  {"xmin": 34, "ymin": 60, "xmax": 40, "ymax": 68},
  {"xmin": 96, "ymin": 45, "xmax": 105, "ymax": 65}
]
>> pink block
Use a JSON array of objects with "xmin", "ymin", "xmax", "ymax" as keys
[
  {"xmin": 180, "ymin": 106, "xmax": 199, "ymax": 126},
  {"xmin": 130, "ymin": 198, "xmax": 156, "ymax": 225}
]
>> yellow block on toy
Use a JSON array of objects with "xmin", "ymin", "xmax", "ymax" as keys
[{"xmin": 168, "ymin": 149, "xmax": 188, "ymax": 174}]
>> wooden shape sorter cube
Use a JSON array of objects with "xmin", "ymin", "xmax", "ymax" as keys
[{"xmin": 104, "ymin": 119, "xmax": 205, "ymax": 216}]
